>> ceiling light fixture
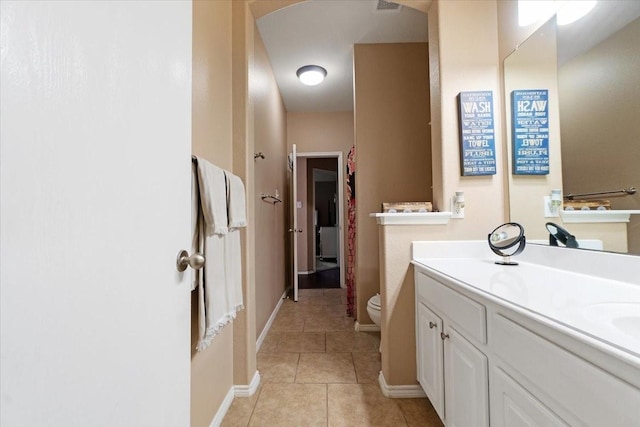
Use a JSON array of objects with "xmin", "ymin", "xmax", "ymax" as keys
[
  {"xmin": 556, "ymin": 0, "xmax": 597, "ymax": 25},
  {"xmin": 296, "ymin": 65, "xmax": 327, "ymax": 86}
]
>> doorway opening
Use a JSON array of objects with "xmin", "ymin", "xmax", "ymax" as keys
[{"xmin": 294, "ymin": 152, "xmax": 345, "ymax": 290}]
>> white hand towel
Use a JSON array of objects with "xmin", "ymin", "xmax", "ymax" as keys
[
  {"xmin": 225, "ymin": 230, "xmax": 244, "ymax": 315},
  {"xmin": 191, "ymin": 161, "xmax": 203, "ymax": 291},
  {"xmin": 197, "ymin": 234, "xmax": 230, "ymax": 351},
  {"xmin": 225, "ymin": 171, "xmax": 247, "ymax": 229},
  {"xmin": 196, "ymin": 157, "xmax": 228, "ymax": 236}
]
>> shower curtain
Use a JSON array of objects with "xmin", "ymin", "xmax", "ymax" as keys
[{"xmin": 346, "ymin": 146, "xmax": 356, "ymax": 317}]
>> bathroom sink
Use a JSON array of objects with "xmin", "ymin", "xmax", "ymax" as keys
[{"xmin": 582, "ymin": 302, "xmax": 640, "ymax": 341}]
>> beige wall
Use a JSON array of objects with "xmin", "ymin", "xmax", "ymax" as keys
[
  {"xmin": 559, "ymin": 18, "xmax": 640, "ymax": 254},
  {"xmin": 380, "ymin": 0, "xmax": 504, "ymax": 387},
  {"xmin": 251, "ymin": 10, "xmax": 289, "ymax": 343},
  {"xmin": 288, "ymin": 112, "xmax": 354, "ymax": 277},
  {"xmin": 190, "ymin": 2, "xmax": 234, "ymax": 426},
  {"xmin": 354, "ymin": 43, "xmax": 432, "ymax": 324}
]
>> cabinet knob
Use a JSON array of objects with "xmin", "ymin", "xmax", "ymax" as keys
[
  {"xmin": 429, "ymin": 321, "xmax": 437, "ymax": 329},
  {"xmin": 440, "ymin": 332, "xmax": 450, "ymax": 341}
]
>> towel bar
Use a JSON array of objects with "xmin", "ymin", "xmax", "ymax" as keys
[
  {"xmin": 261, "ymin": 193, "xmax": 282, "ymax": 204},
  {"xmin": 565, "ymin": 187, "xmax": 636, "ymax": 200}
]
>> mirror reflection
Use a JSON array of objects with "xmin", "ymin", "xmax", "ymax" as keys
[
  {"xmin": 504, "ymin": 2, "xmax": 640, "ymax": 255},
  {"xmin": 546, "ymin": 222, "xmax": 578, "ymax": 248}
]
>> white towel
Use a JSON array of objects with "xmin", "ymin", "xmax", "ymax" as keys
[
  {"xmin": 225, "ymin": 230, "xmax": 244, "ymax": 315},
  {"xmin": 197, "ymin": 233, "xmax": 231, "ymax": 351},
  {"xmin": 196, "ymin": 158, "xmax": 228, "ymax": 236},
  {"xmin": 224, "ymin": 171, "xmax": 245, "ymax": 318},
  {"xmin": 191, "ymin": 158, "xmax": 245, "ymax": 351},
  {"xmin": 191, "ymin": 161, "xmax": 203, "ymax": 291},
  {"xmin": 225, "ymin": 171, "xmax": 247, "ymax": 229}
]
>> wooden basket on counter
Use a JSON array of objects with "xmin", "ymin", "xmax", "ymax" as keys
[{"xmin": 382, "ymin": 202, "xmax": 433, "ymax": 213}]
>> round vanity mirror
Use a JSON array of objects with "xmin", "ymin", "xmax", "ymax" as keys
[{"xmin": 488, "ymin": 223, "xmax": 526, "ymax": 265}]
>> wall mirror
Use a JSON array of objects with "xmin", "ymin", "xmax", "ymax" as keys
[{"xmin": 504, "ymin": 2, "xmax": 640, "ymax": 255}]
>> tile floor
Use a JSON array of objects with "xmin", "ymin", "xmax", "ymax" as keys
[{"xmin": 221, "ymin": 288, "xmax": 443, "ymax": 427}]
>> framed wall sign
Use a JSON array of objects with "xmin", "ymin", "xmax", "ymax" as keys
[
  {"xmin": 457, "ymin": 91, "xmax": 497, "ymax": 176},
  {"xmin": 511, "ymin": 89, "xmax": 549, "ymax": 175}
]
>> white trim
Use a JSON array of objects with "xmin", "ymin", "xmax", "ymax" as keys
[
  {"xmin": 354, "ymin": 321, "xmax": 380, "ymax": 332},
  {"xmin": 560, "ymin": 209, "xmax": 640, "ymax": 223},
  {"xmin": 208, "ymin": 386, "xmax": 235, "ymax": 427},
  {"xmin": 234, "ymin": 371, "xmax": 261, "ymax": 397},
  {"xmin": 256, "ymin": 289, "xmax": 287, "ymax": 351},
  {"xmin": 370, "ymin": 212, "xmax": 452, "ymax": 225},
  {"xmin": 297, "ymin": 151, "xmax": 346, "ymax": 288},
  {"xmin": 378, "ymin": 372, "xmax": 426, "ymax": 398}
]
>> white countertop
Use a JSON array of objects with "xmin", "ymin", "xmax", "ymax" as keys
[{"xmin": 412, "ymin": 256, "xmax": 640, "ymax": 361}]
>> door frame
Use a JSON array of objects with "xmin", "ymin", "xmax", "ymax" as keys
[{"xmin": 295, "ymin": 151, "xmax": 345, "ymax": 288}]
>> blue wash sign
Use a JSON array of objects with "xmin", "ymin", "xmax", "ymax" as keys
[
  {"xmin": 512, "ymin": 89, "xmax": 550, "ymax": 175},
  {"xmin": 457, "ymin": 91, "xmax": 497, "ymax": 176}
]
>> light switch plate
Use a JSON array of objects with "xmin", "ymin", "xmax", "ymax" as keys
[{"xmin": 296, "ymin": 201, "xmax": 303, "ymax": 209}]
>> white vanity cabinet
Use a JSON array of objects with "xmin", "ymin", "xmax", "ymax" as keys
[
  {"xmin": 415, "ymin": 271, "xmax": 490, "ymax": 427},
  {"xmin": 414, "ymin": 256, "xmax": 640, "ymax": 427}
]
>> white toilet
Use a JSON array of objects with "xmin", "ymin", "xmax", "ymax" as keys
[{"xmin": 367, "ymin": 293, "xmax": 381, "ymax": 327}]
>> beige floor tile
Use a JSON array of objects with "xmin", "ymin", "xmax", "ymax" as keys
[
  {"xmin": 296, "ymin": 352, "xmax": 357, "ymax": 384},
  {"xmin": 320, "ymin": 295, "xmax": 344, "ymax": 305},
  {"xmin": 324, "ymin": 288, "xmax": 346, "ymax": 297},
  {"xmin": 257, "ymin": 352, "xmax": 300, "ymax": 383},
  {"xmin": 396, "ymin": 398, "xmax": 444, "ymax": 427},
  {"xmin": 248, "ymin": 383, "xmax": 327, "ymax": 427},
  {"xmin": 328, "ymin": 384, "xmax": 407, "ymax": 426},
  {"xmin": 352, "ymin": 352, "xmax": 381, "ymax": 384},
  {"xmin": 221, "ymin": 385, "xmax": 261, "ymax": 427},
  {"xmin": 280, "ymin": 301, "xmax": 326, "ymax": 317},
  {"xmin": 269, "ymin": 313, "xmax": 305, "ymax": 333},
  {"xmin": 299, "ymin": 288, "xmax": 325, "ymax": 297},
  {"xmin": 323, "ymin": 303, "xmax": 349, "ymax": 317},
  {"xmin": 298, "ymin": 294, "xmax": 343, "ymax": 306},
  {"xmin": 276, "ymin": 332, "xmax": 326, "ymax": 352},
  {"xmin": 304, "ymin": 315, "xmax": 353, "ymax": 332},
  {"xmin": 326, "ymin": 331, "xmax": 380, "ymax": 352},
  {"xmin": 258, "ymin": 332, "xmax": 281, "ymax": 353}
]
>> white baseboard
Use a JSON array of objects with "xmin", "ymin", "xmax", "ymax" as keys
[
  {"xmin": 297, "ymin": 270, "xmax": 314, "ymax": 275},
  {"xmin": 209, "ymin": 371, "xmax": 261, "ymax": 426},
  {"xmin": 235, "ymin": 370, "xmax": 261, "ymax": 397},
  {"xmin": 378, "ymin": 371, "xmax": 426, "ymax": 398},
  {"xmin": 354, "ymin": 321, "xmax": 380, "ymax": 332},
  {"xmin": 209, "ymin": 386, "xmax": 235, "ymax": 427},
  {"xmin": 256, "ymin": 289, "xmax": 287, "ymax": 352}
]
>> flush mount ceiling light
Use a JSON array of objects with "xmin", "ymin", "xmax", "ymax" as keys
[
  {"xmin": 296, "ymin": 65, "xmax": 327, "ymax": 86},
  {"xmin": 517, "ymin": 0, "xmax": 597, "ymax": 27},
  {"xmin": 556, "ymin": 0, "xmax": 597, "ymax": 25}
]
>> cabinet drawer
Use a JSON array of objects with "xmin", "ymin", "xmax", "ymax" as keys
[
  {"xmin": 416, "ymin": 272, "xmax": 487, "ymax": 344},
  {"xmin": 493, "ymin": 314, "xmax": 640, "ymax": 427},
  {"xmin": 491, "ymin": 367, "xmax": 569, "ymax": 427}
]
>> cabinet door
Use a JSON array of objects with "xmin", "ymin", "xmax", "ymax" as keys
[
  {"xmin": 491, "ymin": 367, "xmax": 569, "ymax": 427},
  {"xmin": 416, "ymin": 302, "xmax": 445, "ymax": 420},
  {"xmin": 444, "ymin": 326, "xmax": 489, "ymax": 427}
]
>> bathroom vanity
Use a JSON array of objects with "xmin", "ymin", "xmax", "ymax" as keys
[{"xmin": 412, "ymin": 241, "xmax": 640, "ymax": 427}]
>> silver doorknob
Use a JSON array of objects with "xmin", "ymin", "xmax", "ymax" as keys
[{"xmin": 176, "ymin": 250, "xmax": 205, "ymax": 272}]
